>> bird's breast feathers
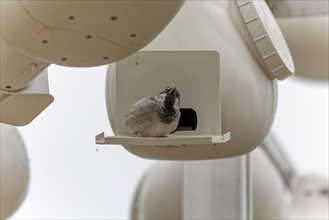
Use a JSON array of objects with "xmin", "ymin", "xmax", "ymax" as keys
[{"xmin": 125, "ymin": 88, "xmax": 181, "ymax": 137}]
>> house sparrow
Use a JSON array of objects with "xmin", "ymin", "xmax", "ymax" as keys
[{"xmin": 126, "ymin": 87, "xmax": 181, "ymax": 137}]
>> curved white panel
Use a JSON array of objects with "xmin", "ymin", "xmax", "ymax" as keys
[
  {"xmin": 0, "ymin": 124, "xmax": 29, "ymax": 219},
  {"xmin": 106, "ymin": 1, "xmax": 278, "ymax": 160},
  {"xmin": 1, "ymin": 0, "xmax": 184, "ymax": 67}
]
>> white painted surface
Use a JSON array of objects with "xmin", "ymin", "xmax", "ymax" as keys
[
  {"xmin": 1, "ymin": 1, "xmax": 184, "ymax": 66},
  {"xmin": 6, "ymin": 0, "xmax": 328, "ymax": 218},
  {"xmin": 8, "ymin": 64, "xmax": 327, "ymax": 220},
  {"xmin": 0, "ymin": 124, "xmax": 29, "ymax": 219}
]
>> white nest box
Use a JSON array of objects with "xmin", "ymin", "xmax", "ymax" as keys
[
  {"xmin": 97, "ymin": 50, "xmax": 231, "ymax": 159},
  {"xmin": 99, "ymin": 0, "xmax": 294, "ymax": 160},
  {"xmin": 1, "ymin": 0, "xmax": 184, "ymax": 67}
]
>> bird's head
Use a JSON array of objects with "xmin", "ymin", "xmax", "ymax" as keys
[
  {"xmin": 160, "ymin": 86, "xmax": 180, "ymax": 100},
  {"xmin": 157, "ymin": 87, "xmax": 181, "ymax": 124},
  {"xmin": 158, "ymin": 87, "xmax": 180, "ymax": 112}
]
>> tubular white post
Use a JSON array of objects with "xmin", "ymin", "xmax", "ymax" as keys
[
  {"xmin": 183, "ymin": 155, "xmax": 252, "ymax": 219},
  {"xmin": 261, "ymin": 133, "xmax": 297, "ymax": 190}
]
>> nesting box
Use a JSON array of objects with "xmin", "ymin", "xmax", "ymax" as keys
[{"xmin": 96, "ymin": 50, "xmax": 231, "ymax": 159}]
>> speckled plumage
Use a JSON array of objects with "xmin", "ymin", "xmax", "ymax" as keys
[{"xmin": 126, "ymin": 87, "xmax": 181, "ymax": 137}]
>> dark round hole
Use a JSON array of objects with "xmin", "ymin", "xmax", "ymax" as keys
[
  {"xmin": 177, "ymin": 108, "xmax": 198, "ymax": 131},
  {"xmin": 130, "ymin": 33, "xmax": 136, "ymax": 38},
  {"xmin": 110, "ymin": 16, "xmax": 117, "ymax": 21},
  {"xmin": 42, "ymin": 40, "xmax": 48, "ymax": 44},
  {"xmin": 103, "ymin": 56, "xmax": 109, "ymax": 60},
  {"xmin": 86, "ymin": 35, "xmax": 92, "ymax": 39},
  {"xmin": 69, "ymin": 16, "xmax": 75, "ymax": 20},
  {"xmin": 61, "ymin": 58, "xmax": 67, "ymax": 61},
  {"xmin": 6, "ymin": 86, "xmax": 11, "ymax": 89}
]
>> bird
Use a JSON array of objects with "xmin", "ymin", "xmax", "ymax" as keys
[{"xmin": 125, "ymin": 87, "xmax": 181, "ymax": 137}]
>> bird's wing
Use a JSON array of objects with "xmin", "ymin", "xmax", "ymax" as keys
[{"xmin": 126, "ymin": 98, "xmax": 159, "ymax": 126}]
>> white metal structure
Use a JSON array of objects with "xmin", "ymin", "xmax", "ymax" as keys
[
  {"xmin": 131, "ymin": 146, "xmax": 289, "ymax": 219},
  {"xmin": 103, "ymin": 0, "xmax": 295, "ymax": 160},
  {"xmin": 0, "ymin": 124, "xmax": 29, "ymax": 219},
  {"xmin": 131, "ymin": 134, "xmax": 327, "ymax": 220},
  {"xmin": 0, "ymin": 0, "xmax": 184, "ymax": 126},
  {"xmin": 0, "ymin": 0, "xmax": 327, "ymax": 219},
  {"xmin": 101, "ymin": 50, "xmax": 232, "ymax": 159}
]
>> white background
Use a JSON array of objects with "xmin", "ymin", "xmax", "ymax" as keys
[{"xmin": 7, "ymin": 64, "xmax": 328, "ymax": 219}]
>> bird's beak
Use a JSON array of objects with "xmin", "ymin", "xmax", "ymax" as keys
[
  {"xmin": 160, "ymin": 87, "xmax": 170, "ymax": 94},
  {"xmin": 159, "ymin": 87, "xmax": 179, "ymax": 99},
  {"xmin": 168, "ymin": 87, "xmax": 178, "ymax": 96},
  {"xmin": 169, "ymin": 87, "xmax": 176, "ymax": 94},
  {"xmin": 170, "ymin": 87, "xmax": 180, "ymax": 99}
]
